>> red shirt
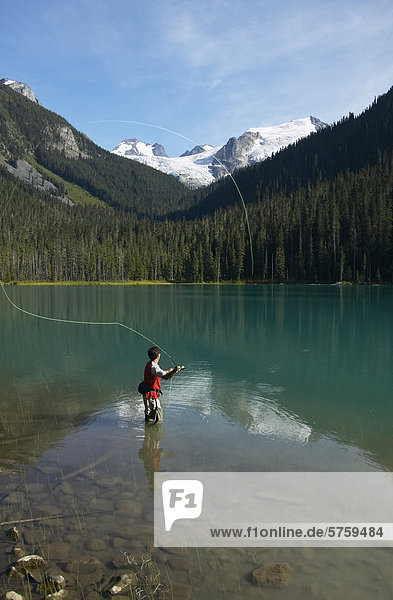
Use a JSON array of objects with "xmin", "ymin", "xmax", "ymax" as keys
[{"xmin": 144, "ymin": 360, "xmax": 162, "ymax": 399}]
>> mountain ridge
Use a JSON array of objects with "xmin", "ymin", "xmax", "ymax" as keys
[
  {"xmin": 112, "ymin": 116, "xmax": 328, "ymax": 188},
  {"xmin": 0, "ymin": 79, "xmax": 191, "ymax": 215},
  {"xmin": 0, "ymin": 77, "xmax": 40, "ymax": 104},
  {"xmin": 1, "ymin": 79, "xmax": 393, "ymax": 284}
]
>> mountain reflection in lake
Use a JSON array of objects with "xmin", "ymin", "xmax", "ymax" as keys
[{"xmin": 1, "ymin": 284, "xmax": 393, "ymax": 599}]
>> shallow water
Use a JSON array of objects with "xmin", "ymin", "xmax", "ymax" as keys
[{"xmin": 1, "ymin": 284, "xmax": 393, "ymax": 598}]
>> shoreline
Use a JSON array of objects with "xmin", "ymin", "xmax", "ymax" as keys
[{"xmin": 0, "ymin": 280, "xmax": 389, "ymax": 287}]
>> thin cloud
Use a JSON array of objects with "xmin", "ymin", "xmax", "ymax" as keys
[
  {"xmin": 159, "ymin": 0, "xmax": 393, "ymax": 81},
  {"xmin": 2, "ymin": 0, "xmax": 393, "ymax": 155}
]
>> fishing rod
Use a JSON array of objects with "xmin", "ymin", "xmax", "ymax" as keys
[{"xmin": 1, "ymin": 121, "xmax": 252, "ymax": 368}]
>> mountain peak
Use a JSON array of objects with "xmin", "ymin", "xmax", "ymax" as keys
[
  {"xmin": 309, "ymin": 116, "xmax": 328, "ymax": 131},
  {"xmin": 0, "ymin": 77, "xmax": 40, "ymax": 104},
  {"xmin": 112, "ymin": 116, "xmax": 328, "ymax": 188},
  {"xmin": 180, "ymin": 144, "xmax": 214, "ymax": 157},
  {"xmin": 112, "ymin": 138, "xmax": 168, "ymax": 158}
]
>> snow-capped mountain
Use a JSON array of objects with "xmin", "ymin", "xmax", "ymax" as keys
[
  {"xmin": 114, "ymin": 138, "xmax": 167, "ymax": 158},
  {"xmin": 112, "ymin": 116, "xmax": 327, "ymax": 188},
  {"xmin": 113, "ymin": 138, "xmax": 221, "ymax": 188},
  {"xmin": 0, "ymin": 77, "xmax": 40, "ymax": 104}
]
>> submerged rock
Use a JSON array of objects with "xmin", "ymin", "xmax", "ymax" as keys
[
  {"xmin": 54, "ymin": 481, "xmax": 74, "ymax": 496},
  {"xmin": 47, "ymin": 590, "xmax": 68, "ymax": 599},
  {"xmin": 64, "ymin": 558, "xmax": 104, "ymax": 587},
  {"xmin": 24, "ymin": 569, "xmax": 43, "ymax": 584},
  {"xmin": 38, "ymin": 573, "xmax": 66, "ymax": 594},
  {"xmin": 111, "ymin": 553, "xmax": 135, "ymax": 570},
  {"xmin": 150, "ymin": 548, "xmax": 167, "ymax": 564},
  {"xmin": 109, "ymin": 572, "xmax": 138, "ymax": 595},
  {"xmin": 7, "ymin": 527, "xmax": 19, "ymax": 541},
  {"xmin": 22, "ymin": 529, "xmax": 47, "ymax": 546},
  {"xmin": 5, "ymin": 592, "xmax": 24, "ymax": 600},
  {"xmin": 11, "ymin": 547, "xmax": 25, "ymax": 559},
  {"xmin": 37, "ymin": 465, "xmax": 61, "ymax": 475},
  {"xmin": 45, "ymin": 541, "xmax": 70, "ymax": 561},
  {"xmin": 4, "ymin": 491, "xmax": 25, "ymax": 504},
  {"xmin": 86, "ymin": 538, "xmax": 107, "ymax": 552},
  {"xmin": 7, "ymin": 566, "xmax": 24, "ymax": 580},
  {"xmin": 15, "ymin": 554, "xmax": 46, "ymax": 571},
  {"xmin": 251, "ymin": 563, "xmax": 292, "ymax": 587}
]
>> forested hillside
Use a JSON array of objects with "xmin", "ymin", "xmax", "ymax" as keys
[
  {"xmin": 1, "ymin": 83, "xmax": 393, "ymax": 284},
  {"xmin": 0, "ymin": 82, "xmax": 192, "ymax": 216},
  {"xmin": 0, "ymin": 165, "xmax": 242, "ymax": 282},
  {"xmin": 188, "ymin": 86, "xmax": 393, "ymax": 218}
]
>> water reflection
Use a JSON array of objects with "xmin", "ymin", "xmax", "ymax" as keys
[
  {"xmin": 138, "ymin": 423, "xmax": 174, "ymax": 491},
  {"xmin": 169, "ymin": 368, "xmax": 311, "ymax": 443},
  {"xmin": 1, "ymin": 284, "xmax": 393, "ymax": 599},
  {"xmin": 1, "ymin": 284, "xmax": 393, "ymax": 472},
  {"xmin": 247, "ymin": 397, "xmax": 311, "ymax": 443}
]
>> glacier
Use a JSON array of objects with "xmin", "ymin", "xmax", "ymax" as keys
[{"xmin": 112, "ymin": 116, "xmax": 327, "ymax": 188}]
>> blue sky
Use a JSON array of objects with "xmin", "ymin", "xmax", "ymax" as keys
[{"xmin": 2, "ymin": 0, "xmax": 393, "ymax": 156}]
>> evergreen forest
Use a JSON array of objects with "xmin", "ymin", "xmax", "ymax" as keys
[{"xmin": 1, "ymin": 82, "xmax": 393, "ymax": 284}]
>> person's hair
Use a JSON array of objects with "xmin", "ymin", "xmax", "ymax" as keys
[{"xmin": 148, "ymin": 346, "xmax": 161, "ymax": 360}]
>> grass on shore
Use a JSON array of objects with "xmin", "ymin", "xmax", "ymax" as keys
[
  {"xmin": 2, "ymin": 280, "xmax": 248, "ymax": 286},
  {"xmin": 3, "ymin": 280, "xmax": 174, "ymax": 286}
]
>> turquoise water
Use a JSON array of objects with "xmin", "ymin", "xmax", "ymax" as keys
[{"xmin": 1, "ymin": 284, "xmax": 393, "ymax": 598}]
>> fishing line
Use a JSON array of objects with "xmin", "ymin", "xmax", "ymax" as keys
[
  {"xmin": 1, "ymin": 169, "xmax": 179, "ymax": 366},
  {"xmin": 1, "ymin": 119, "xmax": 254, "ymax": 370},
  {"xmin": 0, "ymin": 282, "xmax": 176, "ymax": 366},
  {"xmin": 90, "ymin": 119, "xmax": 254, "ymax": 274},
  {"xmin": 90, "ymin": 120, "xmax": 194, "ymax": 143}
]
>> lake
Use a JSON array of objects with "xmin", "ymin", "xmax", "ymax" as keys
[{"xmin": 0, "ymin": 284, "xmax": 393, "ymax": 599}]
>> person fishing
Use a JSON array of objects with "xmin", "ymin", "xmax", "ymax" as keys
[{"xmin": 140, "ymin": 346, "xmax": 181, "ymax": 423}]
